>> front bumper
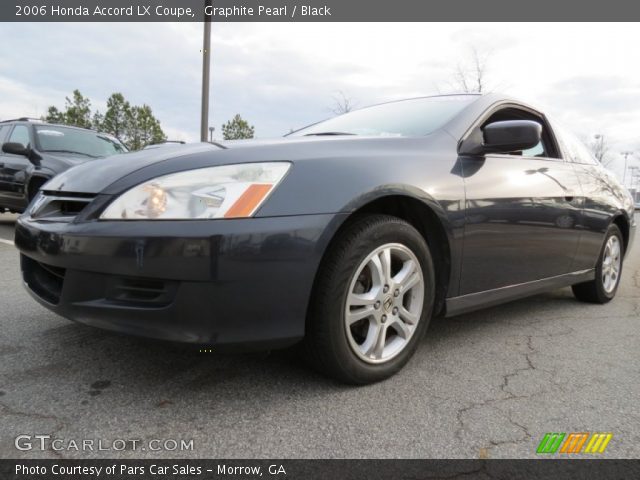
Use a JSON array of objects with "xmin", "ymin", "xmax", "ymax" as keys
[{"xmin": 15, "ymin": 213, "xmax": 346, "ymax": 348}]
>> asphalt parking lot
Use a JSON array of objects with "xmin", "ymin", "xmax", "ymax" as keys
[{"xmin": 0, "ymin": 212, "xmax": 638, "ymax": 459}]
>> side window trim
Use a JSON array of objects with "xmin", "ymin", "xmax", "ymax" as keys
[{"xmin": 460, "ymin": 102, "xmax": 564, "ymax": 162}]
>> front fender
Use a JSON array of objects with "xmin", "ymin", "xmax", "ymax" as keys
[
  {"xmin": 257, "ymin": 150, "xmax": 464, "ymax": 219},
  {"xmin": 340, "ymin": 183, "xmax": 449, "ymax": 220}
]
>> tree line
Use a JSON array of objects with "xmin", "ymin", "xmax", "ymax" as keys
[
  {"xmin": 45, "ymin": 90, "xmax": 166, "ymax": 151},
  {"xmin": 44, "ymin": 89, "xmax": 259, "ymax": 145}
]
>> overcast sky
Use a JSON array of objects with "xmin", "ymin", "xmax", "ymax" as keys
[{"xmin": 1, "ymin": 22, "xmax": 639, "ymax": 181}]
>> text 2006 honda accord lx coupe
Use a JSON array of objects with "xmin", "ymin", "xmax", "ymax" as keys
[{"xmin": 15, "ymin": 93, "xmax": 636, "ymax": 383}]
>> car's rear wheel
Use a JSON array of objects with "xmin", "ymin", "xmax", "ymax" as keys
[
  {"xmin": 304, "ymin": 214, "xmax": 435, "ymax": 384},
  {"xmin": 572, "ymin": 224, "xmax": 624, "ymax": 304}
]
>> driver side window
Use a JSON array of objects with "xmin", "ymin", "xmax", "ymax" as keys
[
  {"xmin": 553, "ymin": 124, "xmax": 599, "ymax": 166},
  {"xmin": 521, "ymin": 141, "xmax": 545, "ymax": 157},
  {"xmin": 8, "ymin": 125, "xmax": 31, "ymax": 149}
]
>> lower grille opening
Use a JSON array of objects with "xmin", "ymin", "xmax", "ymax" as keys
[
  {"xmin": 58, "ymin": 200, "xmax": 88, "ymax": 216},
  {"xmin": 106, "ymin": 277, "xmax": 176, "ymax": 307},
  {"xmin": 21, "ymin": 255, "xmax": 65, "ymax": 305}
]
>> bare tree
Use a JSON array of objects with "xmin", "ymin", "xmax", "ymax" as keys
[
  {"xmin": 590, "ymin": 134, "xmax": 613, "ymax": 167},
  {"xmin": 331, "ymin": 90, "xmax": 357, "ymax": 115},
  {"xmin": 451, "ymin": 47, "xmax": 491, "ymax": 94}
]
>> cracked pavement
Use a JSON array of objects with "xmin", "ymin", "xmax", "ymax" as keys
[{"xmin": 0, "ymin": 213, "xmax": 638, "ymax": 459}]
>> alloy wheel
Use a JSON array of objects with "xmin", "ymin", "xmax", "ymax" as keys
[
  {"xmin": 344, "ymin": 243, "xmax": 425, "ymax": 364},
  {"xmin": 602, "ymin": 235, "xmax": 621, "ymax": 294}
]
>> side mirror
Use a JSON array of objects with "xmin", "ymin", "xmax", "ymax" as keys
[
  {"xmin": 1, "ymin": 142, "xmax": 41, "ymax": 164},
  {"xmin": 483, "ymin": 120, "xmax": 542, "ymax": 154},
  {"xmin": 459, "ymin": 120, "xmax": 542, "ymax": 156},
  {"xmin": 2, "ymin": 142, "xmax": 29, "ymax": 156}
]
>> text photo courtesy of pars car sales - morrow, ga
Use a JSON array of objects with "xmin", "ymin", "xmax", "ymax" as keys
[{"xmin": 0, "ymin": 2, "xmax": 639, "ymax": 479}]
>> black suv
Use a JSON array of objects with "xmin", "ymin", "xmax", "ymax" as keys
[{"xmin": 0, "ymin": 119, "xmax": 127, "ymax": 213}]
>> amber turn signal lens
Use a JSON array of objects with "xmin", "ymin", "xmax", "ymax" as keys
[{"xmin": 224, "ymin": 184, "xmax": 273, "ymax": 218}]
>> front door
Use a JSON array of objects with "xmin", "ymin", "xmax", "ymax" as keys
[{"xmin": 459, "ymin": 110, "xmax": 582, "ymax": 295}]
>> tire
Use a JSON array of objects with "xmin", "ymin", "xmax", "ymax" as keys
[
  {"xmin": 572, "ymin": 224, "xmax": 624, "ymax": 304},
  {"xmin": 304, "ymin": 214, "xmax": 435, "ymax": 384}
]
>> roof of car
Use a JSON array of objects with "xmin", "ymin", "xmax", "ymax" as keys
[{"xmin": 0, "ymin": 118, "xmax": 99, "ymax": 133}]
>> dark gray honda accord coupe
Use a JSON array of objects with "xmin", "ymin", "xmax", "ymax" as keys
[{"xmin": 15, "ymin": 93, "xmax": 636, "ymax": 383}]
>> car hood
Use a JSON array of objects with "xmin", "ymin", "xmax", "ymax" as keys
[
  {"xmin": 45, "ymin": 153, "xmax": 94, "ymax": 165},
  {"xmin": 220, "ymin": 136, "xmax": 362, "ymax": 147},
  {"xmin": 38, "ymin": 151, "xmax": 109, "ymax": 174},
  {"xmin": 43, "ymin": 143, "xmax": 223, "ymax": 194},
  {"xmin": 43, "ymin": 134, "xmax": 442, "ymax": 196}
]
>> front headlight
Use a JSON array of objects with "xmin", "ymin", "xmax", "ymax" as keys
[{"xmin": 100, "ymin": 162, "xmax": 290, "ymax": 220}]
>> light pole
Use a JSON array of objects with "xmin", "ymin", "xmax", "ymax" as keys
[
  {"xmin": 629, "ymin": 166, "xmax": 639, "ymax": 191},
  {"xmin": 200, "ymin": 0, "xmax": 213, "ymax": 142},
  {"xmin": 621, "ymin": 151, "xmax": 633, "ymax": 187},
  {"xmin": 209, "ymin": 126, "xmax": 215, "ymax": 142}
]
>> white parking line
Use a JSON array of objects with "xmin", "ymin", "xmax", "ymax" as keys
[{"xmin": 0, "ymin": 238, "xmax": 14, "ymax": 246}]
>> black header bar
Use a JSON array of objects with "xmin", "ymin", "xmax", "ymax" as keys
[
  {"xmin": 3, "ymin": 0, "xmax": 640, "ymax": 22},
  {"xmin": 2, "ymin": 459, "xmax": 640, "ymax": 480}
]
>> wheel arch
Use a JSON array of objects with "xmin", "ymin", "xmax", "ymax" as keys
[
  {"xmin": 612, "ymin": 213, "xmax": 630, "ymax": 255},
  {"xmin": 311, "ymin": 191, "xmax": 455, "ymax": 319}
]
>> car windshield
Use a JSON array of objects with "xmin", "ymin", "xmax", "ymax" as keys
[
  {"xmin": 290, "ymin": 95, "xmax": 476, "ymax": 137},
  {"xmin": 35, "ymin": 126, "xmax": 128, "ymax": 158}
]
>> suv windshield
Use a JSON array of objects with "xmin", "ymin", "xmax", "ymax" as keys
[
  {"xmin": 290, "ymin": 95, "xmax": 476, "ymax": 137},
  {"xmin": 35, "ymin": 125, "xmax": 128, "ymax": 158}
]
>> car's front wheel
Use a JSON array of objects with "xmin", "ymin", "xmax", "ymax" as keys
[
  {"xmin": 305, "ymin": 214, "xmax": 435, "ymax": 384},
  {"xmin": 572, "ymin": 224, "xmax": 624, "ymax": 303}
]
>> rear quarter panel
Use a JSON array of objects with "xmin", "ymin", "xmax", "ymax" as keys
[{"xmin": 572, "ymin": 163, "xmax": 636, "ymax": 268}]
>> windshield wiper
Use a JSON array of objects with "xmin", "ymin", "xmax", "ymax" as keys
[
  {"xmin": 304, "ymin": 132, "xmax": 356, "ymax": 136},
  {"xmin": 42, "ymin": 149, "xmax": 99, "ymax": 158}
]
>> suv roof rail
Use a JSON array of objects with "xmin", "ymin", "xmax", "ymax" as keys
[{"xmin": 0, "ymin": 117, "xmax": 44, "ymax": 124}]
